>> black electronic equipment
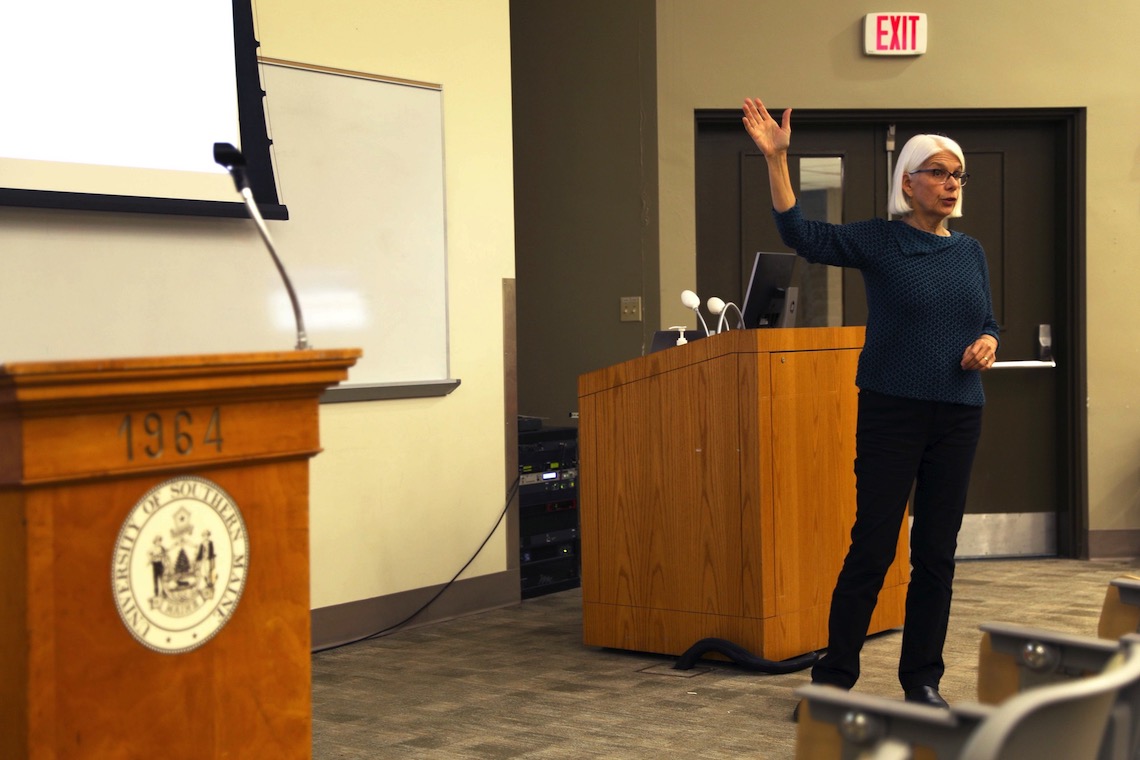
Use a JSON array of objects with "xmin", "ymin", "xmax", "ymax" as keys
[
  {"xmin": 741, "ymin": 251, "xmax": 798, "ymax": 328},
  {"xmin": 518, "ymin": 426, "xmax": 579, "ymax": 598}
]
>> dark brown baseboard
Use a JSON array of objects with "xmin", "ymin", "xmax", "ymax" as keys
[
  {"xmin": 1089, "ymin": 529, "xmax": 1140, "ymax": 560},
  {"xmin": 311, "ymin": 569, "xmax": 521, "ymax": 652}
]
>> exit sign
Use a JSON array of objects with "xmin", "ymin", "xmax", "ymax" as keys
[{"xmin": 864, "ymin": 12, "xmax": 928, "ymax": 55}]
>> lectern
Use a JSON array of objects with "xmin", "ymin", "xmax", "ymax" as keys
[
  {"xmin": 0, "ymin": 349, "xmax": 359, "ymax": 759},
  {"xmin": 578, "ymin": 327, "xmax": 907, "ymax": 663}
]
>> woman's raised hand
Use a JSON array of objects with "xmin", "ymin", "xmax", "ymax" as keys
[{"xmin": 742, "ymin": 98, "xmax": 792, "ymax": 157}]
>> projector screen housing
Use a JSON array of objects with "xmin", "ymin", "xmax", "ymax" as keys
[{"xmin": 0, "ymin": 0, "xmax": 286, "ymax": 219}]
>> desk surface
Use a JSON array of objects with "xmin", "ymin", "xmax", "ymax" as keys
[{"xmin": 579, "ymin": 326, "xmax": 865, "ymax": 397}]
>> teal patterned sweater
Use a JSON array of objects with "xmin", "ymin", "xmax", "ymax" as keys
[{"xmin": 774, "ymin": 204, "xmax": 1000, "ymax": 407}]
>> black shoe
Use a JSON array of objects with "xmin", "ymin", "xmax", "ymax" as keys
[{"xmin": 904, "ymin": 685, "xmax": 949, "ymax": 708}]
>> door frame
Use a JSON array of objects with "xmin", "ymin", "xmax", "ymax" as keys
[{"xmin": 694, "ymin": 106, "xmax": 1088, "ymax": 558}]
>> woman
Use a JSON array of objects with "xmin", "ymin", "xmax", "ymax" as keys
[{"xmin": 742, "ymin": 97, "xmax": 999, "ymax": 709}]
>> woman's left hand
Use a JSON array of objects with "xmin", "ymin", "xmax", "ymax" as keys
[{"xmin": 961, "ymin": 336, "xmax": 999, "ymax": 371}]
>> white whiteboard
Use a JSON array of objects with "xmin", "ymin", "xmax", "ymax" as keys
[
  {"xmin": 262, "ymin": 61, "xmax": 451, "ymax": 392},
  {"xmin": 0, "ymin": 60, "xmax": 453, "ymax": 396}
]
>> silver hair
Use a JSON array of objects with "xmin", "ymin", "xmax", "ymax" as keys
[{"xmin": 889, "ymin": 133, "xmax": 966, "ymax": 218}]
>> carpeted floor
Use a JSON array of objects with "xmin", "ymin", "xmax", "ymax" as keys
[{"xmin": 311, "ymin": 557, "xmax": 1139, "ymax": 759}]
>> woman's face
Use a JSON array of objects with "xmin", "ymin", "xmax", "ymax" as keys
[{"xmin": 903, "ymin": 150, "xmax": 963, "ymax": 219}]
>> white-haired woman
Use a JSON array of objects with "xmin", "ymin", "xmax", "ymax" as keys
[{"xmin": 742, "ymin": 98, "xmax": 999, "ymax": 711}]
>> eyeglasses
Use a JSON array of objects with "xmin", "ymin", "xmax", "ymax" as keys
[{"xmin": 910, "ymin": 168, "xmax": 970, "ymax": 187}]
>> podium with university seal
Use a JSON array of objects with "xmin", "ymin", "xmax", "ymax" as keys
[{"xmin": 0, "ymin": 348, "xmax": 359, "ymax": 759}]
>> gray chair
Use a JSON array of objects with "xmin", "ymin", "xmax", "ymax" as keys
[
  {"xmin": 978, "ymin": 621, "xmax": 1119, "ymax": 699},
  {"xmin": 1099, "ymin": 577, "xmax": 1140, "ymax": 640},
  {"xmin": 795, "ymin": 633, "xmax": 1140, "ymax": 760},
  {"xmin": 978, "ymin": 621, "xmax": 1140, "ymax": 760}
]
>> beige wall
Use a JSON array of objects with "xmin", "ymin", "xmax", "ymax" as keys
[
  {"xmin": 0, "ymin": 2, "xmax": 513, "ymax": 621},
  {"xmin": 255, "ymin": 0, "xmax": 515, "ymax": 607},
  {"xmin": 654, "ymin": 0, "xmax": 1140, "ymax": 536}
]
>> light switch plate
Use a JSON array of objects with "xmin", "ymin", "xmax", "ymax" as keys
[{"xmin": 620, "ymin": 296, "xmax": 642, "ymax": 322}]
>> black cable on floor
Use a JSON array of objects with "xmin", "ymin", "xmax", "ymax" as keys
[{"xmin": 312, "ymin": 476, "xmax": 520, "ymax": 653}]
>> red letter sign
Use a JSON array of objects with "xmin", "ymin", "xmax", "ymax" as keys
[{"xmin": 864, "ymin": 12, "xmax": 928, "ymax": 55}]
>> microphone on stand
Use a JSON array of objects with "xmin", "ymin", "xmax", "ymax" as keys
[
  {"xmin": 213, "ymin": 142, "xmax": 310, "ymax": 350},
  {"xmin": 680, "ymin": 290, "xmax": 711, "ymax": 337},
  {"xmin": 706, "ymin": 297, "xmax": 745, "ymax": 333}
]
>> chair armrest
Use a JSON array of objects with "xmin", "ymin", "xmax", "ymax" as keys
[
  {"xmin": 980, "ymin": 621, "xmax": 1119, "ymax": 670},
  {"xmin": 1101, "ymin": 577, "xmax": 1140, "ymax": 639},
  {"xmin": 795, "ymin": 684, "xmax": 989, "ymax": 760},
  {"xmin": 1109, "ymin": 576, "xmax": 1140, "ymax": 598},
  {"xmin": 977, "ymin": 621, "xmax": 1119, "ymax": 703}
]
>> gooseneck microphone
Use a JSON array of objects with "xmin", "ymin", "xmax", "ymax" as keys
[
  {"xmin": 213, "ymin": 142, "xmax": 310, "ymax": 350},
  {"xmin": 680, "ymin": 290, "xmax": 711, "ymax": 337},
  {"xmin": 707, "ymin": 297, "xmax": 745, "ymax": 333}
]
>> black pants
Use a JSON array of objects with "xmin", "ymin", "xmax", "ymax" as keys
[{"xmin": 811, "ymin": 390, "xmax": 984, "ymax": 692}]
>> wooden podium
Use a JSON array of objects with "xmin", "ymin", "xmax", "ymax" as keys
[
  {"xmin": 578, "ymin": 327, "xmax": 908, "ymax": 663},
  {"xmin": 0, "ymin": 349, "xmax": 359, "ymax": 759}
]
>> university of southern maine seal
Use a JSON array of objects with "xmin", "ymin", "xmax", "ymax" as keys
[{"xmin": 112, "ymin": 475, "xmax": 249, "ymax": 654}]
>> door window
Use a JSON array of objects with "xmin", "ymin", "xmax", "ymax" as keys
[{"xmin": 798, "ymin": 156, "xmax": 845, "ymax": 327}]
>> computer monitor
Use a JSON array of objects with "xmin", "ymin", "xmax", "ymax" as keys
[{"xmin": 740, "ymin": 251, "xmax": 798, "ymax": 328}]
